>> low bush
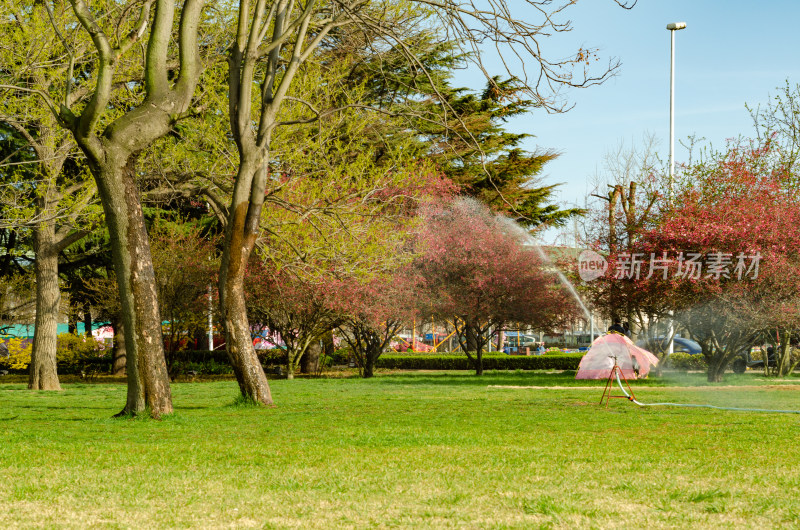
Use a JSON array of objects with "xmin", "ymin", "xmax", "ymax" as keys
[
  {"xmin": 1, "ymin": 338, "xmax": 32, "ymax": 371},
  {"xmin": 179, "ymin": 360, "xmax": 234, "ymax": 375},
  {"xmin": 329, "ymin": 348, "xmax": 351, "ymax": 365},
  {"xmin": 664, "ymin": 352, "xmax": 707, "ymax": 371},
  {"xmin": 1, "ymin": 334, "xmax": 108, "ymax": 373},
  {"xmin": 57, "ymin": 334, "xmax": 106, "ymax": 372}
]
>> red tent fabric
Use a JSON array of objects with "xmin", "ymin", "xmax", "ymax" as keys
[{"xmin": 576, "ymin": 333, "xmax": 659, "ymax": 380}]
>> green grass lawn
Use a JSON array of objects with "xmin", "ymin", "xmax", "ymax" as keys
[{"xmin": 2, "ymin": 370, "xmax": 800, "ymax": 528}]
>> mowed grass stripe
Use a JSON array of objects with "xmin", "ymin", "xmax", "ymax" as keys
[{"xmin": 1, "ymin": 371, "xmax": 799, "ymax": 528}]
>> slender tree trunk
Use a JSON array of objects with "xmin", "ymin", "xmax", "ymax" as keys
[
  {"xmin": 93, "ymin": 154, "xmax": 172, "ymax": 416},
  {"xmin": 83, "ymin": 303, "xmax": 92, "ymax": 336},
  {"xmin": 464, "ymin": 323, "xmax": 484, "ymax": 375},
  {"xmin": 218, "ymin": 161, "xmax": 273, "ymax": 405},
  {"xmin": 28, "ymin": 221, "xmax": 62, "ymax": 391},
  {"xmin": 68, "ymin": 308, "xmax": 78, "ymax": 334},
  {"xmin": 778, "ymin": 335, "xmax": 792, "ymax": 377},
  {"xmin": 763, "ymin": 344, "xmax": 771, "ymax": 377},
  {"xmin": 219, "ymin": 276, "xmax": 272, "ymax": 403}
]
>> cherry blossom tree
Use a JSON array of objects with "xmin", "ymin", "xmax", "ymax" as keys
[
  {"xmin": 333, "ymin": 265, "xmax": 421, "ymax": 378},
  {"xmin": 416, "ymin": 198, "xmax": 578, "ymax": 375},
  {"xmin": 625, "ymin": 140, "xmax": 800, "ymax": 381},
  {"xmin": 245, "ymin": 260, "xmax": 341, "ymax": 379}
]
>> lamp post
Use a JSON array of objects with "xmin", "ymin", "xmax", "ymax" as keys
[
  {"xmin": 666, "ymin": 21, "xmax": 686, "ymax": 357},
  {"xmin": 667, "ymin": 21, "xmax": 686, "ymax": 199}
]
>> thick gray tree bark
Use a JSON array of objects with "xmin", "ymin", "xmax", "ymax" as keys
[
  {"xmin": 29, "ymin": 221, "xmax": 62, "ymax": 391},
  {"xmin": 300, "ymin": 341, "xmax": 322, "ymax": 374},
  {"xmin": 54, "ymin": 0, "xmax": 206, "ymax": 416},
  {"xmin": 90, "ymin": 151, "xmax": 173, "ymax": 415}
]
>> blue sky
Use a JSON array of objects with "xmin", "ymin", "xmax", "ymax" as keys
[{"xmin": 453, "ymin": 1, "xmax": 800, "ymax": 238}]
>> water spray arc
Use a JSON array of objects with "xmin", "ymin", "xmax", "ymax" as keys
[
  {"xmin": 497, "ymin": 212, "xmax": 593, "ymax": 324},
  {"xmin": 528, "ymin": 243, "xmax": 592, "ymax": 322}
]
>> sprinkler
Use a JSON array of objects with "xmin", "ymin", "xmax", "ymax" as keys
[{"xmin": 608, "ymin": 360, "xmax": 800, "ymax": 414}]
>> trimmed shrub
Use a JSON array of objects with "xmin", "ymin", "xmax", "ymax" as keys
[
  {"xmin": 376, "ymin": 353, "xmax": 582, "ymax": 371},
  {"xmin": 182, "ymin": 360, "xmax": 233, "ymax": 375},
  {"xmin": 329, "ymin": 348, "xmax": 351, "ymax": 365},
  {"xmin": 664, "ymin": 352, "xmax": 707, "ymax": 371},
  {"xmin": 57, "ymin": 334, "xmax": 106, "ymax": 372}
]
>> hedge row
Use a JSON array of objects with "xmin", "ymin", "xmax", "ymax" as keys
[
  {"xmin": 663, "ymin": 351, "xmax": 708, "ymax": 370},
  {"xmin": 168, "ymin": 349, "xmax": 288, "ymax": 365},
  {"xmin": 2, "ymin": 349, "xmax": 584, "ymax": 376},
  {"xmin": 376, "ymin": 353, "xmax": 583, "ymax": 371}
]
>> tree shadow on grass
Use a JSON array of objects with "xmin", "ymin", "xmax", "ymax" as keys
[
  {"xmin": 370, "ymin": 370, "xmax": 677, "ymax": 388},
  {"xmin": 10, "ymin": 404, "xmax": 115, "ymax": 410}
]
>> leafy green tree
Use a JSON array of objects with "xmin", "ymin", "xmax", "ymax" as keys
[
  {"xmin": 219, "ymin": 0, "xmax": 630, "ymax": 403},
  {"xmin": 46, "ymin": 0, "xmax": 215, "ymax": 417},
  {"xmin": 0, "ymin": 4, "xmax": 98, "ymax": 390}
]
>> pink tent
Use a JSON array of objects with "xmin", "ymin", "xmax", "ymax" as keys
[{"xmin": 576, "ymin": 333, "xmax": 659, "ymax": 380}]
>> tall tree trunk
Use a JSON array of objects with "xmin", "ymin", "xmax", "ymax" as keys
[
  {"xmin": 56, "ymin": 0, "xmax": 205, "ymax": 416},
  {"xmin": 219, "ymin": 274, "xmax": 272, "ymax": 403},
  {"xmin": 94, "ymin": 155, "xmax": 172, "ymax": 417},
  {"xmin": 83, "ymin": 303, "xmax": 92, "ymax": 336},
  {"xmin": 28, "ymin": 221, "xmax": 62, "ymax": 391},
  {"xmin": 218, "ymin": 162, "xmax": 273, "ymax": 405}
]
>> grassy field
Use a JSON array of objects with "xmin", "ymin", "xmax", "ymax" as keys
[{"xmin": 2, "ymin": 370, "xmax": 800, "ymax": 528}]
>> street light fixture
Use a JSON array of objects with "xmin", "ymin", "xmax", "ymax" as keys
[{"xmin": 666, "ymin": 21, "xmax": 686, "ymax": 358}]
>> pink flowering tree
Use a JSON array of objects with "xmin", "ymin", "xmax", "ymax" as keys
[
  {"xmin": 332, "ymin": 265, "xmax": 421, "ymax": 378},
  {"xmin": 245, "ymin": 260, "xmax": 341, "ymax": 379},
  {"xmin": 416, "ymin": 198, "xmax": 579, "ymax": 375},
  {"xmin": 623, "ymin": 140, "xmax": 800, "ymax": 381}
]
